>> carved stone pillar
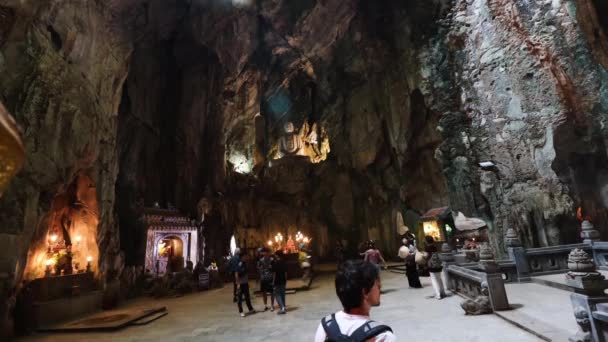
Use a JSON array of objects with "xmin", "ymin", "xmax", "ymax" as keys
[
  {"xmin": 439, "ymin": 242, "xmax": 455, "ymax": 290},
  {"xmin": 505, "ymin": 228, "xmax": 521, "ymax": 247},
  {"xmin": 566, "ymin": 248, "xmax": 608, "ymax": 342},
  {"xmin": 479, "ymin": 244, "xmax": 498, "ymax": 274},
  {"xmin": 581, "ymin": 221, "xmax": 600, "ymax": 245},
  {"xmin": 505, "ymin": 228, "xmax": 530, "ymax": 282}
]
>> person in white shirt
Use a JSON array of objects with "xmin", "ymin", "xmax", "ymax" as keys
[{"xmin": 314, "ymin": 260, "xmax": 396, "ymax": 342}]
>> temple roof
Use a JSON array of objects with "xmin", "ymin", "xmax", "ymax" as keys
[{"xmin": 420, "ymin": 206, "xmax": 450, "ymax": 220}]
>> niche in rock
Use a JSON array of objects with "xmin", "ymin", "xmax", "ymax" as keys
[
  {"xmin": 23, "ymin": 173, "xmax": 99, "ymax": 280},
  {"xmin": 552, "ymin": 124, "xmax": 608, "ymax": 240}
]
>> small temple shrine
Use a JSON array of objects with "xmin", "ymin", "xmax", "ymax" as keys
[{"xmin": 142, "ymin": 207, "xmax": 200, "ymax": 275}]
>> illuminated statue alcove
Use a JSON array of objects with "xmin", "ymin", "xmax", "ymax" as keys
[
  {"xmin": 23, "ymin": 173, "xmax": 100, "ymax": 281},
  {"xmin": 272, "ymin": 121, "xmax": 330, "ymax": 164}
]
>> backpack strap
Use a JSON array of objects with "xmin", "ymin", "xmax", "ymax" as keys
[
  {"xmin": 349, "ymin": 320, "xmax": 393, "ymax": 342},
  {"xmin": 322, "ymin": 314, "xmax": 349, "ymax": 341}
]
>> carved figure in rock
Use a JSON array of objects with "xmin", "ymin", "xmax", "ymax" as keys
[
  {"xmin": 302, "ymin": 122, "xmax": 330, "ymax": 163},
  {"xmin": 278, "ymin": 121, "xmax": 303, "ymax": 157},
  {"xmin": 460, "ymin": 283, "xmax": 492, "ymax": 315},
  {"xmin": 318, "ymin": 127, "xmax": 330, "ymax": 160}
]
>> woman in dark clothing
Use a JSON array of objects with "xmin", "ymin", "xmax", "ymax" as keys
[
  {"xmin": 425, "ymin": 236, "xmax": 445, "ymax": 299},
  {"xmin": 419, "ymin": 235, "xmax": 438, "ymax": 276},
  {"xmin": 405, "ymin": 239, "xmax": 422, "ymax": 288},
  {"xmin": 424, "ymin": 235, "xmax": 438, "ymax": 260}
]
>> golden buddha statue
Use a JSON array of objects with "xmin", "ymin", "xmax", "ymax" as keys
[{"xmin": 0, "ymin": 102, "xmax": 24, "ymax": 197}]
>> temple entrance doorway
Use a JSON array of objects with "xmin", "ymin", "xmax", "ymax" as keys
[
  {"xmin": 158, "ymin": 236, "xmax": 184, "ymax": 273},
  {"xmin": 143, "ymin": 207, "xmax": 199, "ymax": 276}
]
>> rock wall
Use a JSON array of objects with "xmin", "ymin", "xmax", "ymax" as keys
[
  {"xmin": 424, "ymin": 0, "xmax": 608, "ymax": 255},
  {"xmin": 115, "ymin": 0, "xmax": 452, "ymax": 263},
  {"xmin": 2, "ymin": 2, "xmax": 608, "ymax": 335},
  {"xmin": 0, "ymin": 0, "xmax": 131, "ymax": 334}
]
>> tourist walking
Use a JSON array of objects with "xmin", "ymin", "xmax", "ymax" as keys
[
  {"xmin": 404, "ymin": 239, "xmax": 422, "ymax": 288},
  {"xmin": 235, "ymin": 253, "xmax": 255, "ymax": 317},
  {"xmin": 257, "ymin": 248, "xmax": 275, "ymax": 311},
  {"xmin": 299, "ymin": 244, "xmax": 313, "ymax": 288},
  {"xmin": 272, "ymin": 250, "xmax": 288, "ymax": 314},
  {"xmin": 428, "ymin": 252, "xmax": 446, "ymax": 299},
  {"xmin": 424, "ymin": 235, "xmax": 445, "ymax": 298},
  {"xmin": 314, "ymin": 260, "xmax": 396, "ymax": 342},
  {"xmin": 228, "ymin": 248, "xmax": 241, "ymax": 303},
  {"xmin": 362, "ymin": 241, "xmax": 387, "ymax": 271}
]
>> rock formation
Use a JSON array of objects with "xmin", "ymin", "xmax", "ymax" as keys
[{"xmin": 0, "ymin": 0, "xmax": 608, "ymax": 336}]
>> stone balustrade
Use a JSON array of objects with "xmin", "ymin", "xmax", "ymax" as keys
[
  {"xmin": 590, "ymin": 241, "xmax": 608, "ymax": 269},
  {"xmin": 446, "ymin": 264, "xmax": 510, "ymax": 311},
  {"xmin": 524, "ymin": 243, "xmax": 591, "ymax": 276},
  {"xmin": 565, "ymin": 248, "xmax": 608, "ymax": 342}
]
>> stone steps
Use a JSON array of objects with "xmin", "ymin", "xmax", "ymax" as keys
[{"xmin": 38, "ymin": 306, "xmax": 167, "ymax": 332}]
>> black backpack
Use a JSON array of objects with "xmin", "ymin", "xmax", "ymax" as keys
[{"xmin": 321, "ymin": 313, "xmax": 393, "ymax": 342}]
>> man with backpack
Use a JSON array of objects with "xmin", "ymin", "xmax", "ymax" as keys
[
  {"xmin": 257, "ymin": 248, "xmax": 275, "ymax": 311},
  {"xmin": 314, "ymin": 260, "xmax": 396, "ymax": 342}
]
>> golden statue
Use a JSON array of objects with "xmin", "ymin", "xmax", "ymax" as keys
[{"xmin": 0, "ymin": 102, "xmax": 24, "ymax": 197}]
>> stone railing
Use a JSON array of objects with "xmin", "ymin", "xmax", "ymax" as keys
[
  {"xmin": 502, "ymin": 221, "xmax": 608, "ymax": 281},
  {"xmin": 564, "ymin": 248, "xmax": 608, "ymax": 342},
  {"xmin": 590, "ymin": 241, "xmax": 608, "ymax": 269},
  {"xmin": 506, "ymin": 242, "xmax": 608, "ymax": 281},
  {"xmin": 456, "ymin": 260, "xmax": 518, "ymax": 283},
  {"xmin": 496, "ymin": 260, "xmax": 518, "ymax": 283},
  {"xmin": 524, "ymin": 243, "xmax": 590, "ymax": 276},
  {"xmin": 446, "ymin": 264, "xmax": 510, "ymax": 311}
]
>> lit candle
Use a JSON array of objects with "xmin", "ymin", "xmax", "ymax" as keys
[
  {"xmin": 268, "ymin": 240, "xmax": 273, "ymax": 246},
  {"xmin": 75, "ymin": 235, "xmax": 82, "ymax": 244},
  {"xmin": 50, "ymin": 234, "xmax": 58, "ymax": 243}
]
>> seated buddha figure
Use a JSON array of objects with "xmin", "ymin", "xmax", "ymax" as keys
[{"xmin": 278, "ymin": 122, "xmax": 302, "ymax": 158}]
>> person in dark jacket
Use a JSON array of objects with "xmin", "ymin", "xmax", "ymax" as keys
[
  {"xmin": 272, "ymin": 250, "xmax": 288, "ymax": 314},
  {"xmin": 228, "ymin": 248, "xmax": 241, "ymax": 303},
  {"xmin": 235, "ymin": 253, "xmax": 256, "ymax": 317},
  {"xmin": 404, "ymin": 239, "xmax": 422, "ymax": 288}
]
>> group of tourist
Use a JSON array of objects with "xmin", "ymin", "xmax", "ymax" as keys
[
  {"xmin": 228, "ymin": 247, "xmax": 288, "ymax": 317},
  {"xmin": 398, "ymin": 235, "xmax": 446, "ymax": 299},
  {"xmin": 226, "ymin": 235, "xmax": 445, "ymax": 340},
  {"xmin": 315, "ymin": 235, "xmax": 448, "ymax": 341}
]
